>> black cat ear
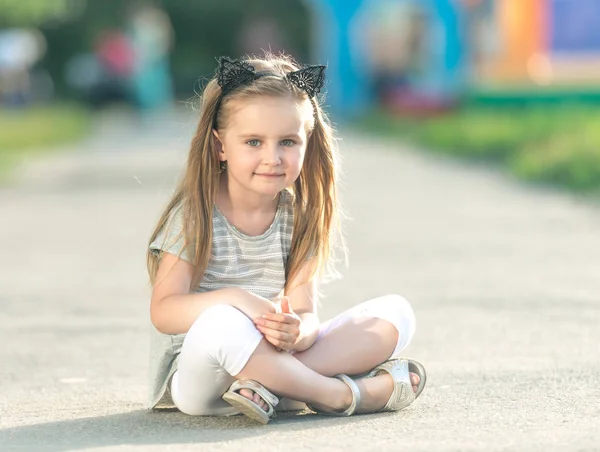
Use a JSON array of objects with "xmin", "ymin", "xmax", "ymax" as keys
[
  {"xmin": 216, "ymin": 57, "xmax": 258, "ymax": 95},
  {"xmin": 287, "ymin": 65, "xmax": 326, "ymax": 97}
]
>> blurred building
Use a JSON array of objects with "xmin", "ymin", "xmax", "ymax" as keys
[
  {"xmin": 474, "ymin": 0, "xmax": 600, "ymax": 89},
  {"xmin": 5, "ymin": 0, "xmax": 600, "ymax": 117},
  {"xmin": 322, "ymin": 0, "xmax": 600, "ymax": 115}
]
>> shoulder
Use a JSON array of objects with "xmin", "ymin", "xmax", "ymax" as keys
[
  {"xmin": 158, "ymin": 203, "xmax": 187, "ymax": 238},
  {"xmin": 149, "ymin": 202, "xmax": 193, "ymax": 261},
  {"xmin": 152, "ymin": 202, "xmax": 184, "ymax": 239},
  {"xmin": 168, "ymin": 202, "xmax": 185, "ymax": 224}
]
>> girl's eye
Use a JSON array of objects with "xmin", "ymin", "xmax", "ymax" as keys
[
  {"xmin": 281, "ymin": 139, "xmax": 295, "ymax": 147},
  {"xmin": 246, "ymin": 139, "xmax": 261, "ymax": 147}
]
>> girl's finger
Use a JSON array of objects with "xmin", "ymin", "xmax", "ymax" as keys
[
  {"xmin": 261, "ymin": 313, "xmax": 287, "ymax": 323},
  {"xmin": 260, "ymin": 328, "xmax": 297, "ymax": 350},
  {"xmin": 266, "ymin": 336, "xmax": 293, "ymax": 352},
  {"xmin": 261, "ymin": 313, "xmax": 299, "ymax": 324},
  {"xmin": 255, "ymin": 318, "xmax": 295, "ymax": 332},
  {"xmin": 256, "ymin": 325, "xmax": 294, "ymax": 342},
  {"xmin": 264, "ymin": 335, "xmax": 284, "ymax": 349}
]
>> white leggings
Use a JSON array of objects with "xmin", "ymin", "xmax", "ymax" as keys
[{"xmin": 170, "ymin": 294, "xmax": 416, "ymax": 416}]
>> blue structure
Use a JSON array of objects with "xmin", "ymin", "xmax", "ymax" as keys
[
  {"xmin": 306, "ymin": 0, "xmax": 467, "ymax": 118},
  {"xmin": 550, "ymin": 0, "xmax": 600, "ymax": 53},
  {"xmin": 421, "ymin": 0, "xmax": 466, "ymax": 98},
  {"xmin": 305, "ymin": 0, "xmax": 368, "ymax": 120}
]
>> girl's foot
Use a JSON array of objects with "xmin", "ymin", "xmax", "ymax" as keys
[
  {"xmin": 353, "ymin": 372, "xmax": 419, "ymax": 413},
  {"xmin": 309, "ymin": 359, "xmax": 427, "ymax": 415},
  {"xmin": 239, "ymin": 388, "xmax": 269, "ymax": 412},
  {"xmin": 222, "ymin": 379, "xmax": 279, "ymax": 424},
  {"xmin": 311, "ymin": 372, "xmax": 420, "ymax": 413},
  {"xmin": 238, "ymin": 373, "xmax": 419, "ymax": 414},
  {"xmin": 235, "ymin": 361, "xmax": 424, "ymax": 416}
]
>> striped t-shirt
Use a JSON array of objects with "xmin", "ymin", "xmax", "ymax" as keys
[{"xmin": 147, "ymin": 189, "xmax": 294, "ymax": 408}]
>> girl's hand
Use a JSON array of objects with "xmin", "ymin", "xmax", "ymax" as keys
[{"xmin": 253, "ymin": 297, "xmax": 301, "ymax": 351}]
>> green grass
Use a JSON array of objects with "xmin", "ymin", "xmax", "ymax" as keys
[
  {"xmin": 358, "ymin": 105, "xmax": 600, "ymax": 193},
  {"xmin": 0, "ymin": 104, "xmax": 91, "ymax": 178}
]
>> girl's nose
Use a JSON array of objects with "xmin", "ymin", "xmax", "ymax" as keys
[{"xmin": 263, "ymin": 145, "xmax": 282, "ymax": 165}]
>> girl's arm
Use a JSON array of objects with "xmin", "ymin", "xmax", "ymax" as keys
[
  {"xmin": 284, "ymin": 262, "xmax": 320, "ymax": 352},
  {"xmin": 150, "ymin": 252, "xmax": 276, "ymax": 335}
]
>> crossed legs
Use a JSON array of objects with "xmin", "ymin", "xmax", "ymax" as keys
[{"xmin": 170, "ymin": 295, "xmax": 419, "ymax": 415}]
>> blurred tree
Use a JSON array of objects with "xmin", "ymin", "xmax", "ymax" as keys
[
  {"xmin": 40, "ymin": 1, "xmax": 131, "ymax": 96},
  {"xmin": 0, "ymin": 0, "xmax": 81, "ymax": 26},
  {"xmin": 2, "ymin": 0, "xmax": 311, "ymax": 100},
  {"xmin": 162, "ymin": 0, "xmax": 311, "ymax": 96}
]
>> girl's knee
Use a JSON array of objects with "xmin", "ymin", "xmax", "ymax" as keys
[
  {"xmin": 170, "ymin": 369, "xmax": 238, "ymax": 417},
  {"xmin": 364, "ymin": 294, "xmax": 416, "ymax": 351},
  {"xmin": 183, "ymin": 304, "xmax": 263, "ymax": 373},
  {"xmin": 382, "ymin": 294, "xmax": 415, "ymax": 319},
  {"xmin": 366, "ymin": 294, "xmax": 415, "ymax": 319},
  {"xmin": 189, "ymin": 304, "xmax": 255, "ymax": 342}
]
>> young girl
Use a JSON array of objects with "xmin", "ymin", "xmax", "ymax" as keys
[{"xmin": 146, "ymin": 54, "xmax": 426, "ymax": 424}]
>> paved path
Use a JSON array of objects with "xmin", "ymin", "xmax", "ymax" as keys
[{"xmin": 1, "ymin": 110, "xmax": 599, "ymax": 451}]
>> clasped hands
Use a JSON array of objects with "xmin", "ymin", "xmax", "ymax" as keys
[{"xmin": 253, "ymin": 297, "xmax": 301, "ymax": 352}]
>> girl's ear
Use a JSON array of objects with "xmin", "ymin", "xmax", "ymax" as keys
[{"xmin": 212, "ymin": 129, "xmax": 226, "ymax": 160}]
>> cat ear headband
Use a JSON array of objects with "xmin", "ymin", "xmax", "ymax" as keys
[{"xmin": 215, "ymin": 56, "xmax": 326, "ymax": 99}]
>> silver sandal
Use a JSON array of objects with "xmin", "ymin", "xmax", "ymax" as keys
[
  {"xmin": 308, "ymin": 359, "xmax": 426, "ymax": 416},
  {"xmin": 363, "ymin": 358, "xmax": 427, "ymax": 411},
  {"xmin": 222, "ymin": 379, "xmax": 280, "ymax": 424},
  {"xmin": 306, "ymin": 373, "xmax": 361, "ymax": 416}
]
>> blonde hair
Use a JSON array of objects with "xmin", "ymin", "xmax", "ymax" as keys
[{"xmin": 147, "ymin": 53, "xmax": 345, "ymax": 292}]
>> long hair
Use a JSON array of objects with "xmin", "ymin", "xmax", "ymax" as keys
[{"xmin": 146, "ymin": 53, "xmax": 345, "ymax": 292}]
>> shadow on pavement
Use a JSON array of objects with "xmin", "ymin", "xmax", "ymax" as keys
[{"xmin": 1, "ymin": 408, "xmax": 378, "ymax": 451}]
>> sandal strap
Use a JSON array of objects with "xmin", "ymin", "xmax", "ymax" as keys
[
  {"xmin": 306, "ymin": 374, "xmax": 361, "ymax": 416},
  {"xmin": 369, "ymin": 359, "xmax": 415, "ymax": 411},
  {"xmin": 335, "ymin": 374, "xmax": 361, "ymax": 416},
  {"xmin": 229, "ymin": 379, "xmax": 280, "ymax": 408}
]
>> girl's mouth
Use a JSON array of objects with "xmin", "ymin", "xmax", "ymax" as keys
[{"xmin": 255, "ymin": 173, "xmax": 284, "ymax": 178}]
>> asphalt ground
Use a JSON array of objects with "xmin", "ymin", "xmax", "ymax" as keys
[{"xmin": 1, "ymin": 110, "xmax": 599, "ymax": 451}]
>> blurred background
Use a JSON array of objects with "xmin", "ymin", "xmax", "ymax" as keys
[
  {"xmin": 1, "ymin": 0, "xmax": 600, "ymax": 191},
  {"xmin": 2, "ymin": 2, "xmax": 600, "ymax": 447}
]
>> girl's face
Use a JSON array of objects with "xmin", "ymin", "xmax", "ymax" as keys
[{"xmin": 215, "ymin": 95, "xmax": 311, "ymax": 199}]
